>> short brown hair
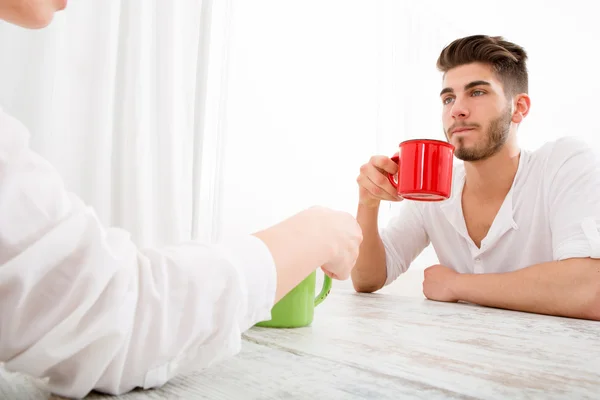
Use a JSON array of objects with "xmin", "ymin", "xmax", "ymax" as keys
[{"xmin": 437, "ymin": 35, "xmax": 528, "ymax": 97}]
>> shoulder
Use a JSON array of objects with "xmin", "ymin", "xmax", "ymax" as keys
[
  {"xmin": 531, "ymin": 136, "xmax": 600, "ymax": 190},
  {"xmin": 533, "ymin": 136, "xmax": 599, "ymax": 169}
]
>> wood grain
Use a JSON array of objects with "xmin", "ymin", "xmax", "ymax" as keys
[{"xmin": 2, "ymin": 289, "xmax": 599, "ymax": 399}]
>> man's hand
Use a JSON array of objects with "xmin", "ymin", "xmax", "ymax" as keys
[
  {"xmin": 356, "ymin": 155, "xmax": 402, "ymax": 208},
  {"xmin": 422, "ymin": 264, "xmax": 460, "ymax": 302}
]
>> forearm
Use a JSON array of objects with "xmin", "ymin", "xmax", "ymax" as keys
[
  {"xmin": 351, "ymin": 203, "xmax": 387, "ymax": 292},
  {"xmin": 452, "ymin": 258, "xmax": 600, "ymax": 320},
  {"xmin": 253, "ymin": 211, "xmax": 332, "ymax": 302}
]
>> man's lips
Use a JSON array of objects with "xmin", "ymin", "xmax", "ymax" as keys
[{"xmin": 451, "ymin": 127, "xmax": 475, "ymax": 135}]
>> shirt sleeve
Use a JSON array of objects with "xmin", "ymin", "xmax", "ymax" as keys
[
  {"xmin": 546, "ymin": 136, "xmax": 600, "ymax": 260},
  {"xmin": 379, "ymin": 201, "xmax": 430, "ymax": 285},
  {"xmin": 0, "ymin": 110, "xmax": 277, "ymax": 398}
]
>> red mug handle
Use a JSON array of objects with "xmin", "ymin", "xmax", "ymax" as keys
[{"xmin": 386, "ymin": 153, "xmax": 400, "ymax": 189}]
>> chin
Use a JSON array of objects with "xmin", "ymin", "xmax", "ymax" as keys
[
  {"xmin": 21, "ymin": 15, "xmax": 54, "ymax": 29},
  {"xmin": 55, "ymin": 0, "xmax": 68, "ymax": 11},
  {"xmin": 450, "ymin": 136, "xmax": 469, "ymax": 148},
  {"xmin": 20, "ymin": 4, "xmax": 63, "ymax": 29}
]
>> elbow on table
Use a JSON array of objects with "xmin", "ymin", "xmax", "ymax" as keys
[
  {"xmin": 350, "ymin": 261, "xmax": 388, "ymax": 294},
  {"xmin": 351, "ymin": 278, "xmax": 384, "ymax": 294}
]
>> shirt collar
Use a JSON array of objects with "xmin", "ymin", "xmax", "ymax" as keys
[{"xmin": 439, "ymin": 150, "xmax": 528, "ymax": 249}]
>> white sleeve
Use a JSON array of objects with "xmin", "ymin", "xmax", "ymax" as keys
[
  {"xmin": 379, "ymin": 201, "xmax": 430, "ymax": 285},
  {"xmin": 0, "ymin": 111, "xmax": 277, "ymax": 398},
  {"xmin": 546, "ymin": 137, "xmax": 600, "ymax": 260}
]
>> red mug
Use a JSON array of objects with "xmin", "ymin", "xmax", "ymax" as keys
[{"xmin": 386, "ymin": 139, "xmax": 455, "ymax": 201}]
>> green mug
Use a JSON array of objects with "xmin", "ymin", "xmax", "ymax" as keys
[{"xmin": 256, "ymin": 270, "xmax": 332, "ymax": 328}]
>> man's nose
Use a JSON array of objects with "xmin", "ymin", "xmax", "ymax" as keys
[{"xmin": 451, "ymin": 98, "xmax": 469, "ymax": 119}]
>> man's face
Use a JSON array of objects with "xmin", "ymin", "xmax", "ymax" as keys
[
  {"xmin": 0, "ymin": 0, "xmax": 67, "ymax": 29},
  {"xmin": 440, "ymin": 62, "xmax": 514, "ymax": 162}
]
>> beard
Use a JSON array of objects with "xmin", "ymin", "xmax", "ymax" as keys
[{"xmin": 446, "ymin": 107, "xmax": 512, "ymax": 162}]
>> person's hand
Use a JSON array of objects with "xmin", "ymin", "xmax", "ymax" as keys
[
  {"xmin": 422, "ymin": 264, "xmax": 461, "ymax": 302},
  {"xmin": 302, "ymin": 206, "xmax": 363, "ymax": 280},
  {"xmin": 356, "ymin": 155, "xmax": 402, "ymax": 208},
  {"xmin": 254, "ymin": 206, "xmax": 363, "ymax": 301}
]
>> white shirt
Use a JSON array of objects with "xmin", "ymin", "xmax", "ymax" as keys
[
  {"xmin": 0, "ymin": 108, "xmax": 277, "ymax": 398},
  {"xmin": 381, "ymin": 136, "xmax": 600, "ymax": 285}
]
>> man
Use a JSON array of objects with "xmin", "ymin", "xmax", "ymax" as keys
[
  {"xmin": 353, "ymin": 34, "xmax": 600, "ymax": 321},
  {"xmin": 0, "ymin": 1, "xmax": 362, "ymax": 398}
]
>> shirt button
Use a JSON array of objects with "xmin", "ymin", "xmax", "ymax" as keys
[{"xmin": 475, "ymin": 257, "xmax": 481, "ymax": 262}]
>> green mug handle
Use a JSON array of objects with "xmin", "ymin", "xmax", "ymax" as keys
[{"xmin": 314, "ymin": 273, "xmax": 332, "ymax": 307}]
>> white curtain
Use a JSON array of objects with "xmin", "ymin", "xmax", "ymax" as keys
[{"xmin": 0, "ymin": 0, "xmax": 231, "ymax": 247}]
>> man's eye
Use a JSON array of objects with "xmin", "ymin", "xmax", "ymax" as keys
[
  {"xmin": 443, "ymin": 97, "xmax": 454, "ymax": 105},
  {"xmin": 472, "ymin": 90, "xmax": 485, "ymax": 96}
]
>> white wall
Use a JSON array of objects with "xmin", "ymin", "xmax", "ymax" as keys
[{"xmin": 218, "ymin": 0, "xmax": 379, "ymax": 236}]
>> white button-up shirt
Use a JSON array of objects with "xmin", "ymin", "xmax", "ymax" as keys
[
  {"xmin": 381, "ymin": 136, "xmax": 600, "ymax": 285},
  {"xmin": 0, "ymin": 108, "xmax": 277, "ymax": 398}
]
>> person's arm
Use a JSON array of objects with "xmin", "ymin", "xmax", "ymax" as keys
[
  {"xmin": 351, "ymin": 204, "xmax": 387, "ymax": 292},
  {"xmin": 254, "ymin": 205, "xmax": 360, "ymax": 300},
  {"xmin": 460, "ymin": 258, "xmax": 600, "ymax": 319},
  {"xmin": 425, "ymin": 259, "xmax": 600, "ymax": 320},
  {"xmin": 424, "ymin": 137, "xmax": 600, "ymax": 320},
  {"xmin": 351, "ymin": 201, "xmax": 429, "ymax": 293},
  {"xmin": 0, "ymin": 110, "xmax": 353, "ymax": 398},
  {"xmin": 352, "ymin": 155, "xmax": 430, "ymax": 293}
]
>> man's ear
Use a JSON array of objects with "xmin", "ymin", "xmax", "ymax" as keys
[{"xmin": 512, "ymin": 93, "xmax": 531, "ymax": 124}]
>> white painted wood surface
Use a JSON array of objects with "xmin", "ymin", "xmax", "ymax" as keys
[{"xmin": 2, "ymin": 289, "xmax": 599, "ymax": 399}]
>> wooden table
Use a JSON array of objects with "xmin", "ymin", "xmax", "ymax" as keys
[{"xmin": 2, "ymin": 289, "xmax": 599, "ymax": 399}]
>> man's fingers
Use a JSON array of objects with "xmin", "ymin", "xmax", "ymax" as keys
[
  {"xmin": 365, "ymin": 174, "xmax": 399, "ymax": 201},
  {"xmin": 370, "ymin": 155, "xmax": 398, "ymax": 175},
  {"xmin": 358, "ymin": 177, "xmax": 397, "ymax": 201},
  {"xmin": 358, "ymin": 163, "xmax": 399, "ymax": 200}
]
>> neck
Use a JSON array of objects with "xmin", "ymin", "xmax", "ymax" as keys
[{"xmin": 463, "ymin": 140, "xmax": 521, "ymax": 200}]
